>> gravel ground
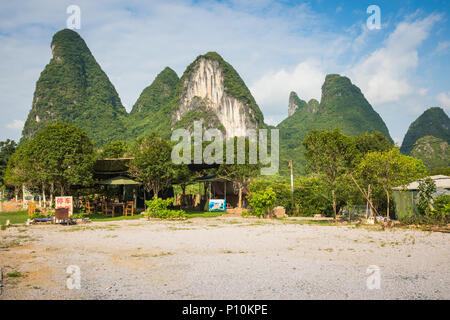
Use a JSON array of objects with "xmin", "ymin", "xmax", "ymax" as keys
[{"xmin": 0, "ymin": 216, "xmax": 449, "ymax": 300}]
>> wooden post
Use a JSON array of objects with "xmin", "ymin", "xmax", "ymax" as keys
[
  {"xmin": 224, "ymin": 181, "xmax": 227, "ymax": 201},
  {"xmin": 350, "ymin": 174, "xmax": 379, "ymax": 217},
  {"xmin": 143, "ymin": 187, "xmax": 146, "ymax": 210},
  {"xmin": 48, "ymin": 183, "xmax": 53, "ymax": 208}
]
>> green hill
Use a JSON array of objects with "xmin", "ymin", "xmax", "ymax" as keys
[
  {"xmin": 410, "ymin": 135, "xmax": 450, "ymax": 170},
  {"xmin": 21, "ymin": 29, "xmax": 127, "ymax": 146},
  {"xmin": 126, "ymin": 67, "xmax": 179, "ymax": 141},
  {"xmin": 277, "ymin": 74, "xmax": 392, "ymax": 175},
  {"xmin": 400, "ymin": 107, "xmax": 450, "ymax": 155}
]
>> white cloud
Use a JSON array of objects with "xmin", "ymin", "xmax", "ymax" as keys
[
  {"xmin": 0, "ymin": 2, "xmax": 446, "ymax": 147},
  {"xmin": 435, "ymin": 40, "xmax": 450, "ymax": 54},
  {"xmin": 6, "ymin": 120, "xmax": 24, "ymax": 130},
  {"xmin": 347, "ymin": 14, "xmax": 441, "ymax": 105},
  {"xmin": 437, "ymin": 92, "xmax": 450, "ymax": 111},
  {"xmin": 250, "ymin": 60, "xmax": 326, "ymax": 125},
  {"xmin": 418, "ymin": 88, "xmax": 429, "ymax": 96}
]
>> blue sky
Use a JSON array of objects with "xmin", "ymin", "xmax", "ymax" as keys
[{"xmin": 0, "ymin": 0, "xmax": 449, "ymax": 145}]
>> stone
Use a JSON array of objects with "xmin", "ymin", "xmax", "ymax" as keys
[{"xmin": 272, "ymin": 206, "xmax": 287, "ymax": 218}]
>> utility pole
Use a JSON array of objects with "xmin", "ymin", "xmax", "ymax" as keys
[{"xmin": 289, "ymin": 160, "xmax": 294, "ymax": 208}]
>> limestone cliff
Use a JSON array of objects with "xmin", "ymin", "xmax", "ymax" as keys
[{"xmin": 172, "ymin": 52, "xmax": 265, "ymax": 137}]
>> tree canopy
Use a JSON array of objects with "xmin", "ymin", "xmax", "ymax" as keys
[
  {"xmin": 0, "ymin": 139, "xmax": 17, "ymax": 187},
  {"xmin": 128, "ymin": 134, "xmax": 177, "ymax": 199},
  {"xmin": 5, "ymin": 122, "xmax": 95, "ymax": 196},
  {"xmin": 302, "ymin": 128, "xmax": 359, "ymax": 218},
  {"xmin": 357, "ymin": 148, "xmax": 425, "ymax": 220}
]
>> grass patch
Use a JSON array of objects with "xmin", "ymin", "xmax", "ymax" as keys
[
  {"xmin": 59, "ymin": 224, "xmax": 120, "ymax": 232},
  {"xmin": 0, "ymin": 210, "xmax": 28, "ymax": 228},
  {"xmin": 152, "ymin": 251, "xmax": 173, "ymax": 258},
  {"xmin": 6, "ymin": 271, "xmax": 21, "ymax": 278},
  {"xmin": 0, "ymin": 238, "xmax": 24, "ymax": 249},
  {"xmin": 168, "ymin": 226, "xmax": 193, "ymax": 230},
  {"xmin": 221, "ymin": 220, "xmax": 242, "ymax": 225},
  {"xmin": 223, "ymin": 249, "xmax": 247, "ymax": 254},
  {"xmin": 87, "ymin": 214, "xmax": 143, "ymax": 222},
  {"xmin": 130, "ymin": 253, "xmax": 149, "ymax": 258},
  {"xmin": 184, "ymin": 211, "xmax": 223, "ymax": 219},
  {"xmin": 283, "ymin": 219, "xmax": 336, "ymax": 226}
]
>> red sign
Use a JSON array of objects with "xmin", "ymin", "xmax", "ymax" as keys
[{"xmin": 55, "ymin": 196, "xmax": 73, "ymax": 216}]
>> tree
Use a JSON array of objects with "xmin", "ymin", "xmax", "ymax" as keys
[
  {"xmin": 5, "ymin": 123, "xmax": 95, "ymax": 199},
  {"xmin": 33, "ymin": 123, "xmax": 95, "ymax": 196},
  {"xmin": 357, "ymin": 148, "xmax": 425, "ymax": 221},
  {"xmin": 218, "ymin": 137, "xmax": 260, "ymax": 208},
  {"xmin": 4, "ymin": 141, "xmax": 35, "ymax": 199},
  {"xmin": 431, "ymin": 195, "xmax": 450, "ymax": 223},
  {"xmin": 99, "ymin": 140, "xmax": 129, "ymax": 159},
  {"xmin": 302, "ymin": 128, "xmax": 359, "ymax": 219},
  {"xmin": 417, "ymin": 177, "xmax": 437, "ymax": 216},
  {"xmin": 172, "ymin": 164, "xmax": 192, "ymax": 196},
  {"xmin": 335, "ymin": 174, "xmax": 361, "ymax": 221},
  {"xmin": 129, "ymin": 135, "xmax": 175, "ymax": 200},
  {"xmin": 354, "ymin": 131, "xmax": 392, "ymax": 155},
  {"xmin": 0, "ymin": 139, "xmax": 17, "ymax": 187}
]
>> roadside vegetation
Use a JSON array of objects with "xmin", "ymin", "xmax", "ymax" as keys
[{"xmin": 0, "ymin": 123, "xmax": 448, "ymax": 229}]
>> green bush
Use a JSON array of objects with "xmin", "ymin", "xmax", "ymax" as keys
[
  {"xmin": 432, "ymin": 194, "xmax": 450, "ymax": 222},
  {"xmin": 248, "ymin": 178, "xmax": 293, "ymax": 213},
  {"xmin": 247, "ymin": 187, "xmax": 276, "ymax": 217},
  {"xmin": 248, "ymin": 176, "xmax": 333, "ymax": 216},
  {"xmin": 417, "ymin": 177, "xmax": 437, "ymax": 215},
  {"xmin": 145, "ymin": 197, "xmax": 186, "ymax": 219},
  {"xmin": 295, "ymin": 176, "xmax": 333, "ymax": 216},
  {"xmin": 400, "ymin": 195, "xmax": 450, "ymax": 225}
]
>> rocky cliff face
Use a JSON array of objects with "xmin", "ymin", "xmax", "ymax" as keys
[
  {"xmin": 288, "ymin": 92, "xmax": 306, "ymax": 116},
  {"xmin": 410, "ymin": 135, "xmax": 450, "ymax": 169},
  {"xmin": 400, "ymin": 107, "xmax": 450, "ymax": 155},
  {"xmin": 288, "ymin": 92, "xmax": 319, "ymax": 117},
  {"xmin": 172, "ymin": 52, "xmax": 264, "ymax": 137}
]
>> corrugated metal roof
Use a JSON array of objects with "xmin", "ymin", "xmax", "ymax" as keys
[{"xmin": 393, "ymin": 175, "xmax": 450, "ymax": 190}]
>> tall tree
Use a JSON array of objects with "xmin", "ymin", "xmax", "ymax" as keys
[
  {"xmin": 0, "ymin": 139, "xmax": 17, "ymax": 187},
  {"xmin": 5, "ymin": 123, "xmax": 95, "ymax": 198},
  {"xmin": 357, "ymin": 148, "xmax": 425, "ymax": 221},
  {"xmin": 302, "ymin": 128, "xmax": 359, "ymax": 219},
  {"xmin": 129, "ymin": 135, "xmax": 175, "ymax": 199},
  {"xmin": 218, "ymin": 137, "xmax": 260, "ymax": 208},
  {"xmin": 99, "ymin": 140, "xmax": 129, "ymax": 159},
  {"xmin": 354, "ymin": 131, "xmax": 392, "ymax": 154},
  {"xmin": 4, "ymin": 141, "xmax": 36, "ymax": 198}
]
